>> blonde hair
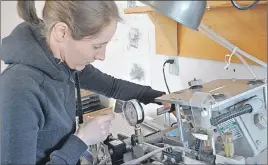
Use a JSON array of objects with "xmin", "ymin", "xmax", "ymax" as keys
[{"xmin": 17, "ymin": 1, "xmax": 121, "ymax": 40}]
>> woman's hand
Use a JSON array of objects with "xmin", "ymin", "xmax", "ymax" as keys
[{"xmin": 74, "ymin": 113, "xmax": 114, "ymax": 145}]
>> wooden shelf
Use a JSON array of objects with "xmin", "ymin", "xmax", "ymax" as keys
[
  {"xmin": 147, "ymin": 11, "xmax": 178, "ymax": 56},
  {"xmin": 124, "ymin": 1, "xmax": 267, "ymax": 65},
  {"xmin": 206, "ymin": 0, "xmax": 267, "ymax": 8},
  {"xmin": 178, "ymin": 4, "xmax": 267, "ymax": 65},
  {"xmin": 124, "ymin": 6, "xmax": 153, "ymax": 14}
]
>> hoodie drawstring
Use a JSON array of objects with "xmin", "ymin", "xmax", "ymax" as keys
[{"xmin": 75, "ymin": 72, "xmax": 83, "ymax": 124}]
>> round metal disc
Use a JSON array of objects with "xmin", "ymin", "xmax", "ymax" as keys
[{"xmin": 122, "ymin": 99, "xmax": 144, "ymax": 126}]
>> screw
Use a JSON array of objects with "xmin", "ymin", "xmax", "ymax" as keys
[
  {"xmin": 217, "ymin": 136, "xmax": 222, "ymax": 142},
  {"xmin": 256, "ymin": 140, "xmax": 261, "ymax": 146}
]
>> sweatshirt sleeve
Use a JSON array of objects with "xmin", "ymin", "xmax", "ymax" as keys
[
  {"xmin": 0, "ymin": 76, "xmax": 87, "ymax": 165},
  {"xmin": 78, "ymin": 64, "xmax": 165, "ymax": 104}
]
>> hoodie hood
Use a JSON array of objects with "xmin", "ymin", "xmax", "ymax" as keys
[{"xmin": 0, "ymin": 22, "xmax": 70, "ymax": 81}]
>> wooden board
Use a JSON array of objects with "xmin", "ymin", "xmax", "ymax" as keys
[
  {"xmin": 177, "ymin": 4, "xmax": 267, "ymax": 65},
  {"xmin": 147, "ymin": 11, "xmax": 178, "ymax": 56}
]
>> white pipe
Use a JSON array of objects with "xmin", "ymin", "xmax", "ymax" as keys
[
  {"xmin": 234, "ymin": 52, "xmax": 258, "ymax": 79},
  {"xmin": 199, "ymin": 23, "xmax": 267, "ymax": 68}
]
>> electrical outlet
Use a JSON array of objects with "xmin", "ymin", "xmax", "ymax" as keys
[{"xmin": 168, "ymin": 57, "xmax": 180, "ymax": 76}]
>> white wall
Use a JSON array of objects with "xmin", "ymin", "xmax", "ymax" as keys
[{"xmin": 1, "ymin": 1, "xmax": 267, "ymax": 163}]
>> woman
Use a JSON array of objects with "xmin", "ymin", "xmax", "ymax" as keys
[{"xmin": 0, "ymin": 1, "xmax": 166, "ymax": 164}]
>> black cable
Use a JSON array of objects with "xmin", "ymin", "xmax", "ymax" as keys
[
  {"xmin": 162, "ymin": 59, "xmax": 174, "ymax": 94},
  {"xmin": 171, "ymin": 122, "xmax": 177, "ymax": 127},
  {"xmin": 231, "ymin": 0, "xmax": 260, "ymax": 10},
  {"xmin": 75, "ymin": 72, "xmax": 84, "ymax": 124}
]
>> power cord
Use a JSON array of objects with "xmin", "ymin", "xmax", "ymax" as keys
[{"xmin": 163, "ymin": 59, "xmax": 174, "ymax": 94}]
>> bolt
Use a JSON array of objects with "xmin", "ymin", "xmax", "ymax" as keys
[
  {"xmin": 214, "ymin": 129, "xmax": 217, "ymax": 132},
  {"xmin": 256, "ymin": 140, "xmax": 261, "ymax": 146}
]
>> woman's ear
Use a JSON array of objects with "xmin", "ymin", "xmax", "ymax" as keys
[{"xmin": 52, "ymin": 22, "xmax": 69, "ymax": 42}]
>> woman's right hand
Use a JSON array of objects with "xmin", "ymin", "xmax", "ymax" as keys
[{"xmin": 74, "ymin": 114, "xmax": 114, "ymax": 146}]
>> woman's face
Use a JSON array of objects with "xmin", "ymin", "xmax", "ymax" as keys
[{"xmin": 50, "ymin": 19, "xmax": 117, "ymax": 71}]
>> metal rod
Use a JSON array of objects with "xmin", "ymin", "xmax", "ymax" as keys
[
  {"xmin": 122, "ymin": 147, "xmax": 168, "ymax": 165},
  {"xmin": 164, "ymin": 113, "xmax": 167, "ymax": 127},
  {"xmin": 175, "ymin": 104, "xmax": 184, "ymax": 142},
  {"xmin": 168, "ymin": 113, "xmax": 171, "ymax": 127},
  {"xmin": 199, "ymin": 23, "xmax": 267, "ymax": 68}
]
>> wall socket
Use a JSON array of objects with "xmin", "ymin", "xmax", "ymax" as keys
[{"xmin": 168, "ymin": 57, "xmax": 180, "ymax": 76}]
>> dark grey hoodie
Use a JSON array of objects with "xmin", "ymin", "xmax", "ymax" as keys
[{"xmin": 0, "ymin": 22, "xmax": 165, "ymax": 164}]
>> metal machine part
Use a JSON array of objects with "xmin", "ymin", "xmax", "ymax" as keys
[
  {"xmin": 155, "ymin": 79, "xmax": 266, "ymax": 108},
  {"xmin": 91, "ymin": 79, "xmax": 266, "ymax": 165},
  {"xmin": 134, "ymin": 126, "xmax": 144, "ymax": 144},
  {"xmin": 162, "ymin": 147, "xmax": 183, "ymax": 164},
  {"xmin": 210, "ymin": 104, "xmax": 252, "ymax": 126},
  {"xmin": 155, "ymin": 79, "xmax": 267, "ymax": 164},
  {"xmin": 104, "ymin": 137, "xmax": 127, "ymax": 164},
  {"xmin": 121, "ymin": 99, "xmax": 146, "ymax": 148},
  {"xmin": 188, "ymin": 78, "xmax": 203, "ymax": 89}
]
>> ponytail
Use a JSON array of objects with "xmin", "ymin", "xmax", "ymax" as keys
[{"xmin": 17, "ymin": 1, "xmax": 42, "ymax": 25}]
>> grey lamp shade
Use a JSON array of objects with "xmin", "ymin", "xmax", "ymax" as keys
[{"xmin": 140, "ymin": 1, "xmax": 207, "ymax": 31}]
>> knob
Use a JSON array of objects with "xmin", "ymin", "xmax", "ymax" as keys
[
  {"xmin": 254, "ymin": 113, "xmax": 267, "ymax": 130},
  {"xmin": 188, "ymin": 78, "xmax": 203, "ymax": 89}
]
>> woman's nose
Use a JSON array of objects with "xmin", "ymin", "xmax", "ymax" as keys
[
  {"xmin": 95, "ymin": 48, "xmax": 106, "ymax": 61},
  {"xmin": 94, "ymin": 53, "xmax": 105, "ymax": 61}
]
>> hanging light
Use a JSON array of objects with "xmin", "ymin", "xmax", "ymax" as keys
[{"xmin": 140, "ymin": 1, "xmax": 207, "ymax": 31}]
